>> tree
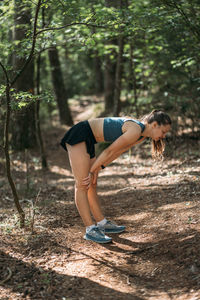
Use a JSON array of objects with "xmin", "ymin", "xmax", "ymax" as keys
[
  {"xmin": 92, "ymin": 45, "xmax": 104, "ymax": 94},
  {"xmin": 11, "ymin": 0, "xmax": 37, "ymax": 150},
  {"xmin": 104, "ymin": 51, "xmax": 116, "ymax": 111},
  {"xmin": 113, "ymin": 34, "xmax": 124, "ymax": 116},
  {"xmin": 104, "ymin": 0, "xmax": 118, "ymax": 112},
  {"xmin": 0, "ymin": 0, "xmax": 42, "ymax": 227},
  {"xmin": 48, "ymin": 46, "xmax": 73, "ymax": 125}
]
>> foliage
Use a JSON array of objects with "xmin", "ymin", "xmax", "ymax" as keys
[
  {"xmin": 0, "ymin": 84, "xmax": 53, "ymax": 121},
  {"xmin": 0, "ymin": 0, "xmax": 200, "ymax": 129}
]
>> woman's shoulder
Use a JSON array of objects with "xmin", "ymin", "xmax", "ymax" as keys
[
  {"xmin": 123, "ymin": 117, "xmax": 145, "ymax": 133},
  {"xmin": 123, "ymin": 116, "xmax": 141, "ymax": 123}
]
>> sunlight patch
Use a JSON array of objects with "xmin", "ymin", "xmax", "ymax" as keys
[
  {"xmin": 158, "ymin": 202, "xmax": 196, "ymax": 211},
  {"xmin": 50, "ymin": 165, "xmax": 72, "ymax": 176},
  {"xmin": 119, "ymin": 212, "xmax": 152, "ymax": 221}
]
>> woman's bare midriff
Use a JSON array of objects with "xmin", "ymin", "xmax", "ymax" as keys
[
  {"xmin": 88, "ymin": 117, "xmax": 143, "ymax": 143},
  {"xmin": 88, "ymin": 118, "xmax": 104, "ymax": 142}
]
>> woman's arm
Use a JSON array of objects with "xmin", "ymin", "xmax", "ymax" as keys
[
  {"xmin": 93, "ymin": 137, "xmax": 145, "ymax": 170},
  {"xmin": 90, "ymin": 126, "xmax": 142, "ymax": 173},
  {"xmin": 82, "ymin": 138, "xmax": 142, "ymax": 188},
  {"xmin": 81, "ymin": 123, "xmax": 144, "ymax": 187},
  {"xmin": 101, "ymin": 143, "xmax": 133, "ymax": 167}
]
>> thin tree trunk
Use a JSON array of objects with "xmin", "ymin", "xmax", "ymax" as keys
[
  {"xmin": 48, "ymin": 46, "xmax": 73, "ymax": 126},
  {"xmin": 36, "ymin": 54, "xmax": 48, "ymax": 169},
  {"xmin": 0, "ymin": 69, "xmax": 25, "ymax": 227},
  {"xmin": 104, "ymin": 0, "xmax": 119, "ymax": 112},
  {"xmin": 90, "ymin": 18, "xmax": 104, "ymax": 95},
  {"xmin": 113, "ymin": 35, "xmax": 124, "ymax": 116},
  {"xmin": 104, "ymin": 54, "xmax": 116, "ymax": 111},
  {"xmin": 104, "ymin": 0, "xmax": 121, "ymax": 114},
  {"xmin": 93, "ymin": 52, "xmax": 104, "ymax": 94},
  {"xmin": 130, "ymin": 41, "xmax": 139, "ymax": 116},
  {"xmin": 5, "ymin": 85, "xmax": 25, "ymax": 226}
]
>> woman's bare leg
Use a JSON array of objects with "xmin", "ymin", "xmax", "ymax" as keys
[
  {"xmin": 67, "ymin": 142, "xmax": 94, "ymax": 227},
  {"xmin": 87, "ymin": 157, "xmax": 105, "ymax": 222}
]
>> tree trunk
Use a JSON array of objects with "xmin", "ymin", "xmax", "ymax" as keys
[
  {"xmin": 113, "ymin": 35, "xmax": 124, "ymax": 116},
  {"xmin": 89, "ymin": 15, "xmax": 104, "ymax": 95},
  {"xmin": 36, "ymin": 54, "xmax": 48, "ymax": 169},
  {"xmin": 0, "ymin": 61, "xmax": 25, "ymax": 227},
  {"xmin": 93, "ymin": 53, "xmax": 104, "ymax": 94},
  {"xmin": 12, "ymin": 1, "xmax": 37, "ymax": 150},
  {"xmin": 48, "ymin": 46, "xmax": 73, "ymax": 126},
  {"xmin": 5, "ymin": 84, "xmax": 25, "ymax": 227},
  {"xmin": 113, "ymin": 0, "xmax": 128, "ymax": 116},
  {"xmin": 129, "ymin": 41, "xmax": 139, "ymax": 116},
  {"xmin": 104, "ymin": 0, "xmax": 120, "ymax": 113},
  {"xmin": 104, "ymin": 54, "xmax": 116, "ymax": 111}
]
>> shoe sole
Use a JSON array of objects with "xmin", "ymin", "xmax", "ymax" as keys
[
  {"xmin": 84, "ymin": 235, "xmax": 112, "ymax": 244},
  {"xmin": 103, "ymin": 228, "xmax": 126, "ymax": 234}
]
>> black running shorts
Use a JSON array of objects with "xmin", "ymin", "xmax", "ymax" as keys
[{"xmin": 60, "ymin": 121, "xmax": 97, "ymax": 158}]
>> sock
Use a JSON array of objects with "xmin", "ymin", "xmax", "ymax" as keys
[
  {"xmin": 86, "ymin": 224, "xmax": 96, "ymax": 233},
  {"xmin": 97, "ymin": 218, "xmax": 107, "ymax": 226}
]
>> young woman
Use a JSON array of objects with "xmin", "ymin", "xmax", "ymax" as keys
[{"xmin": 60, "ymin": 110, "xmax": 171, "ymax": 244}]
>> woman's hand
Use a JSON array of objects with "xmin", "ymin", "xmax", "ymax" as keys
[
  {"xmin": 82, "ymin": 169, "xmax": 100, "ymax": 189},
  {"xmin": 82, "ymin": 172, "xmax": 93, "ymax": 189}
]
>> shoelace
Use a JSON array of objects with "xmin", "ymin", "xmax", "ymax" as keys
[
  {"xmin": 93, "ymin": 227, "xmax": 105, "ymax": 236},
  {"xmin": 105, "ymin": 221, "xmax": 117, "ymax": 226}
]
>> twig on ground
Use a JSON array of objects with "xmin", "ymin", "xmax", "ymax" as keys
[
  {"xmin": 0, "ymin": 267, "xmax": 12, "ymax": 284},
  {"xmin": 126, "ymin": 275, "xmax": 131, "ymax": 285},
  {"xmin": 66, "ymin": 257, "xmax": 93, "ymax": 262},
  {"xmin": 30, "ymin": 188, "xmax": 41, "ymax": 234}
]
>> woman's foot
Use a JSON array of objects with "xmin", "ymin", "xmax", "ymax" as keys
[
  {"xmin": 98, "ymin": 220, "xmax": 125, "ymax": 234},
  {"xmin": 84, "ymin": 226, "xmax": 112, "ymax": 243}
]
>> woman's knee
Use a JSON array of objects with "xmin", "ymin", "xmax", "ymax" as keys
[{"xmin": 75, "ymin": 180, "xmax": 88, "ymax": 192}]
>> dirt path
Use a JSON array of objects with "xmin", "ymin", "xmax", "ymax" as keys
[{"xmin": 1, "ymin": 99, "xmax": 200, "ymax": 299}]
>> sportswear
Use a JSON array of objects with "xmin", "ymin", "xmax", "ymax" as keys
[
  {"xmin": 60, "ymin": 121, "xmax": 97, "ymax": 158},
  {"xmin": 103, "ymin": 118, "xmax": 145, "ymax": 142}
]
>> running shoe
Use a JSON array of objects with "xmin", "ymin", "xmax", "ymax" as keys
[{"xmin": 84, "ymin": 226, "xmax": 112, "ymax": 243}]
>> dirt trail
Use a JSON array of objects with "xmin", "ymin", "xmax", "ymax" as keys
[{"xmin": 1, "ymin": 98, "xmax": 200, "ymax": 299}]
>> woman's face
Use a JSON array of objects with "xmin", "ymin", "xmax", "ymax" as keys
[{"xmin": 151, "ymin": 122, "xmax": 171, "ymax": 141}]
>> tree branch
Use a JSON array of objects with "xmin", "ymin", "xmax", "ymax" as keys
[
  {"xmin": 162, "ymin": 0, "xmax": 200, "ymax": 41},
  {"xmin": 0, "ymin": 61, "xmax": 10, "ymax": 85},
  {"xmin": 36, "ymin": 22, "xmax": 108, "ymax": 36},
  {"xmin": 172, "ymin": 0, "xmax": 200, "ymax": 39}
]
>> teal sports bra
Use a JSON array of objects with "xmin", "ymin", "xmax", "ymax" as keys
[{"xmin": 103, "ymin": 117, "xmax": 145, "ymax": 142}]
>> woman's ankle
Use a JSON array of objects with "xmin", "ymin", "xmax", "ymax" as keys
[{"xmin": 86, "ymin": 224, "xmax": 96, "ymax": 233}]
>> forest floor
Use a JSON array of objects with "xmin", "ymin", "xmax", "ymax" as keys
[{"xmin": 1, "ymin": 97, "xmax": 200, "ymax": 300}]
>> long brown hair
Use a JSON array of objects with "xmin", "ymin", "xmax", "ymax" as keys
[{"xmin": 140, "ymin": 110, "xmax": 172, "ymax": 158}]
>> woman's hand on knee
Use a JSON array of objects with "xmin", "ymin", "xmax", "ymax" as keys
[
  {"xmin": 82, "ymin": 170, "xmax": 99, "ymax": 189},
  {"xmin": 82, "ymin": 173, "xmax": 93, "ymax": 189}
]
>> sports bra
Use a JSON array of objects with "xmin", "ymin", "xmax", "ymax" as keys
[{"xmin": 103, "ymin": 117, "xmax": 145, "ymax": 142}]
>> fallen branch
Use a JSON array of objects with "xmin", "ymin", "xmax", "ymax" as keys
[
  {"xmin": 0, "ymin": 267, "xmax": 12, "ymax": 284},
  {"xmin": 30, "ymin": 188, "xmax": 41, "ymax": 234}
]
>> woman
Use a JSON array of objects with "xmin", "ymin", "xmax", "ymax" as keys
[{"xmin": 60, "ymin": 110, "xmax": 171, "ymax": 244}]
